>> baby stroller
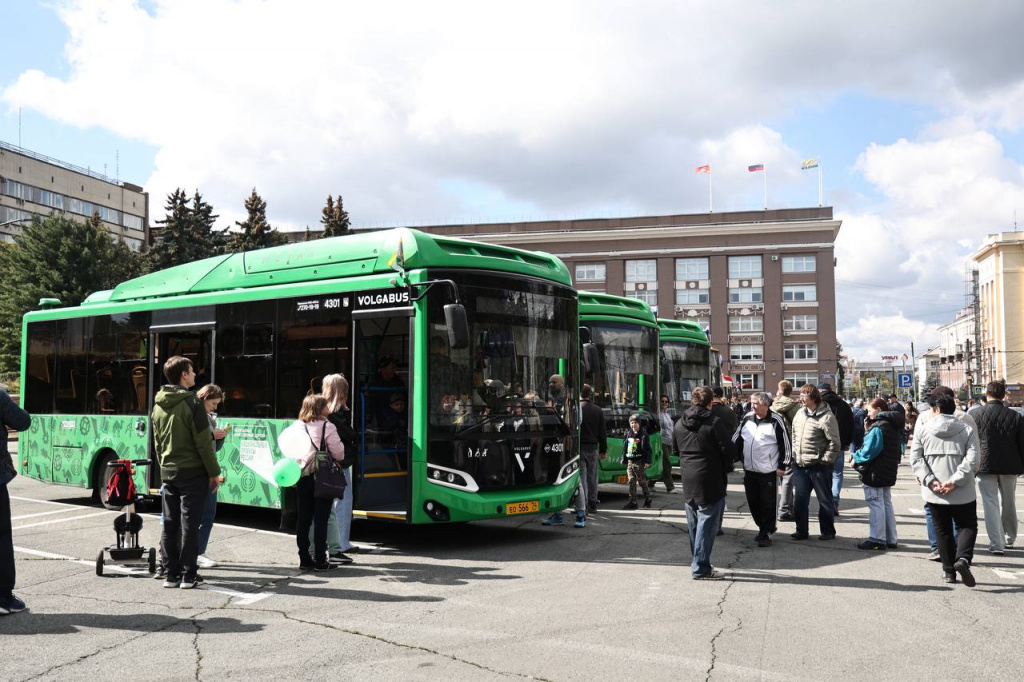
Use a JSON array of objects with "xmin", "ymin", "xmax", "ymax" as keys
[{"xmin": 96, "ymin": 458, "xmax": 157, "ymax": 576}]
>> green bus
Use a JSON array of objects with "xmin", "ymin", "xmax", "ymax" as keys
[
  {"xmin": 18, "ymin": 228, "xmax": 581, "ymax": 524},
  {"xmin": 578, "ymin": 292, "xmax": 662, "ymax": 484},
  {"xmin": 657, "ymin": 318, "xmax": 712, "ymax": 465}
]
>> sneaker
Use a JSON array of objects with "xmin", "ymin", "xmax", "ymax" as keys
[
  {"xmin": 153, "ymin": 564, "xmax": 167, "ymax": 580},
  {"xmin": 180, "ymin": 575, "xmax": 204, "ymax": 590},
  {"xmin": 0, "ymin": 594, "xmax": 27, "ymax": 615},
  {"xmin": 818, "ymin": 533, "xmax": 837, "ymax": 541},
  {"xmin": 942, "ymin": 570, "xmax": 957, "ymax": 584},
  {"xmin": 586, "ymin": 503, "xmax": 597, "ymax": 513},
  {"xmin": 989, "ymin": 548, "xmax": 1005, "ymax": 556},
  {"xmin": 542, "ymin": 513, "xmax": 565, "ymax": 525},
  {"xmin": 163, "ymin": 576, "xmax": 182, "ymax": 588},
  {"xmin": 779, "ymin": 513, "xmax": 795, "ymax": 522},
  {"xmin": 623, "ymin": 502, "xmax": 638, "ymax": 510},
  {"xmin": 196, "ymin": 555, "xmax": 217, "ymax": 569},
  {"xmin": 313, "ymin": 561, "xmax": 339, "ymax": 572},
  {"xmin": 642, "ymin": 499, "xmax": 652, "ymax": 509},
  {"xmin": 666, "ymin": 488, "xmax": 678, "ymax": 494},
  {"xmin": 574, "ymin": 514, "xmax": 586, "ymax": 529},
  {"xmin": 692, "ymin": 570, "xmax": 725, "ymax": 581},
  {"xmin": 756, "ymin": 535, "xmax": 772, "ymax": 548},
  {"xmin": 886, "ymin": 543, "xmax": 899, "ymax": 549},
  {"xmin": 790, "ymin": 532, "xmax": 810, "ymax": 540},
  {"xmin": 953, "ymin": 558, "xmax": 976, "ymax": 588},
  {"xmin": 857, "ymin": 540, "xmax": 885, "ymax": 551},
  {"xmin": 927, "ymin": 550, "xmax": 941, "ymax": 562},
  {"xmin": 329, "ymin": 552, "xmax": 354, "ymax": 565}
]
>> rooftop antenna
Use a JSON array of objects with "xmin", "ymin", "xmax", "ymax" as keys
[
  {"xmin": 116, "ymin": 149, "xmax": 119, "ymax": 182},
  {"xmin": 1014, "ymin": 206, "xmax": 1018, "ymax": 232}
]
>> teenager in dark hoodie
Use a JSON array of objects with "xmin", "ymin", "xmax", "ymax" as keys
[{"xmin": 674, "ymin": 387, "xmax": 735, "ymax": 579}]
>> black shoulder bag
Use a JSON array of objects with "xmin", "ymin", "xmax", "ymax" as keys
[{"xmin": 308, "ymin": 422, "xmax": 347, "ymax": 500}]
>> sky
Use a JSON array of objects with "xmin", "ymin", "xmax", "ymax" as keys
[{"xmin": 3, "ymin": 0, "xmax": 1024, "ymax": 363}]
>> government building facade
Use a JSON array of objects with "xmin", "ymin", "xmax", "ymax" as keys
[{"xmin": 409, "ymin": 206, "xmax": 842, "ymax": 393}]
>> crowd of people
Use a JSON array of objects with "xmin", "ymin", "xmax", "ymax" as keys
[{"xmin": 4, "ymin": 354, "xmax": 1024, "ymax": 615}]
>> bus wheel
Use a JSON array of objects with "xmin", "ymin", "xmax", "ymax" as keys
[{"xmin": 93, "ymin": 452, "xmax": 116, "ymax": 508}]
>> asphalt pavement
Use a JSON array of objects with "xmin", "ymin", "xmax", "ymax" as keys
[{"xmin": 4, "ymin": 454, "xmax": 1024, "ymax": 682}]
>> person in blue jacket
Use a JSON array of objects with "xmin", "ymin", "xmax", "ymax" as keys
[{"xmin": 851, "ymin": 398, "xmax": 902, "ymax": 550}]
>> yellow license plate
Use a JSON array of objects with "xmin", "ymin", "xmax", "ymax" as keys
[
  {"xmin": 616, "ymin": 475, "xmax": 628, "ymax": 484},
  {"xmin": 506, "ymin": 500, "xmax": 539, "ymax": 515}
]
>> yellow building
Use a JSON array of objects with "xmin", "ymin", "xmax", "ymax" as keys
[{"xmin": 973, "ymin": 233, "xmax": 1024, "ymax": 390}]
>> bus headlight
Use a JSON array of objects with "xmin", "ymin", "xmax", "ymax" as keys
[
  {"xmin": 426, "ymin": 464, "xmax": 479, "ymax": 492},
  {"xmin": 555, "ymin": 456, "xmax": 581, "ymax": 485}
]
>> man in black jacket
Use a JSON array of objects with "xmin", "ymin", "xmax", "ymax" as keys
[
  {"xmin": 579, "ymin": 384, "xmax": 607, "ymax": 514},
  {"xmin": 675, "ymin": 387, "xmax": 734, "ymax": 579},
  {"xmin": 818, "ymin": 382, "xmax": 855, "ymax": 515},
  {"xmin": 1, "ymin": 386, "xmax": 31, "ymax": 616},
  {"xmin": 972, "ymin": 380, "xmax": 1024, "ymax": 554}
]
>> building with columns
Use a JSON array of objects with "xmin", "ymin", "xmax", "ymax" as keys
[{"xmin": 406, "ymin": 207, "xmax": 842, "ymax": 393}]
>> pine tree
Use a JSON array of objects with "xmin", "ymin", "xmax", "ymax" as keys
[
  {"xmin": 231, "ymin": 188, "xmax": 288, "ymax": 252},
  {"xmin": 0, "ymin": 214, "xmax": 143, "ymax": 372},
  {"xmin": 190, "ymin": 190, "xmax": 228, "ymax": 255},
  {"xmin": 320, "ymin": 194, "xmax": 351, "ymax": 238},
  {"xmin": 148, "ymin": 188, "xmax": 226, "ymax": 270}
]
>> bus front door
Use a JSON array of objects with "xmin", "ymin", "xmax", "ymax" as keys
[
  {"xmin": 352, "ymin": 311, "xmax": 412, "ymax": 522},
  {"xmin": 148, "ymin": 325, "xmax": 215, "ymax": 489}
]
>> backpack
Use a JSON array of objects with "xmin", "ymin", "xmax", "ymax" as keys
[{"xmin": 106, "ymin": 460, "xmax": 137, "ymax": 507}]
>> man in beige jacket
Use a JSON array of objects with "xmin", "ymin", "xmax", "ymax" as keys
[{"xmin": 790, "ymin": 384, "xmax": 842, "ymax": 541}]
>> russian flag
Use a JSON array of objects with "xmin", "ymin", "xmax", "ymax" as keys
[
  {"xmin": 695, "ymin": 164, "xmax": 711, "ymax": 174},
  {"xmin": 748, "ymin": 164, "xmax": 764, "ymax": 172}
]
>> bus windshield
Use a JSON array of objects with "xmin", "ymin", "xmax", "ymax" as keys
[
  {"xmin": 425, "ymin": 273, "xmax": 578, "ymax": 489},
  {"xmin": 661, "ymin": 340, "xmax": 710, "ymax": 415},
  {"xmin": 584, "ymin": 322, "xmax": 657, "ymax": 436}
]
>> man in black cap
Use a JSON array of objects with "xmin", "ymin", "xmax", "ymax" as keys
[{"xmin": 817, "ymin": 382, "xmax": 854, "ymax": 515}]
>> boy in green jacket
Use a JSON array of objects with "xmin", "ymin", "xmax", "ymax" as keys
[{"xmin": 152, "ymin": 356, "xmax": 221, "ymax": 589}]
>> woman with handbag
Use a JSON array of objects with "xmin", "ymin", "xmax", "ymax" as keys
[{"xmin": 287, "ymin": 394, "xmax": 346, "ymax": 571}]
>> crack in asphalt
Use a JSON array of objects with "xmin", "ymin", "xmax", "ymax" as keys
[
  {"xmin": 704, "ymin": 497, "xmax": 753, "ymax": 682},
  {"xmin": 242, "ymin": 606, "xmax": 553, "ymax": 680},
  {"xmin": 191, "ymin": 617, "xmax": 204, "ymax": 681}
]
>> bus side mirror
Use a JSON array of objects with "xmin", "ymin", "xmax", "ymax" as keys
[
  {"xmin": 583, "ymin": 342, "xmax": 600, "ymax": 374},
  {"xmin": 444, "ymin": 304, "xmax": 470, "ymax": 350}
]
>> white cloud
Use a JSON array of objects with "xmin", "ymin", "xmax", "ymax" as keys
[{"xmin": 838, "ymin": 315, "xmax": 940, "ymax": 364}]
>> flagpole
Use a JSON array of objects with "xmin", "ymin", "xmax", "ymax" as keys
[
  {"xmin": 709, "ymin": 171, "xmax": 713, "ymax": 213},
  {"xmin": 763, "ymin": 166, "xmax": 768, "ymax": 210},
  {"xmin": 818, "ymin": 162, "xmax": 823, "ymax": 206}
]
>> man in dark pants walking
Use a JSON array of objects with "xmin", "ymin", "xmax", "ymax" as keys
[
  {"xmin": 733, "ymin": 392, "xmax": 791, "ymax": 547},
  {"xmin": 0, "ymin": 386, "xmax": 31, "ymax": 615},
  {"xmin": 152, "ymin": 356, "xmax": 221, "ymax": 590},
  {"xmin": 818, "ymin": 382, "xmax": 854, "ymax": 515},
  {"xmin": 579, "ymin": 384, "xmax": 607, "ymax": 512}
]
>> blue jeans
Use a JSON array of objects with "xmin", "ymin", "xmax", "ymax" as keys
[
  {"xmin": 335, "ymin": 467, "xmax": 354, "ymax": 551},
  {"xmin": 686, "ymin": 497, "xmax": 726, "ymax": 577},
  {"xmin": 832, "ymin": 453, "xmax": 845, "ymax": 508},
  {"xmin": 197, "ymin": 487, "xmax": 218, "ymax": 556},
  {"xmin": 792, "ymin": 465, "xmax": 835, "ymax": 537},
  {"xmin": 863, "ymin": 485, "xmax": 897, "ymax": 544}
]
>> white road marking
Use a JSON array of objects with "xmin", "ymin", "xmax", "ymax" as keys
[
  {"xmin": 12, "ymin": 508, "xmax": 82, "ymax": 521},
  {"xmin": 908, "ymin": 507, "xmax": 924, "ymax": 515},
  {"xmin": 13, "ymin": 545, "xmax": 273, "ymax": 604},
  {"xmin": 12, "ymin": 510, "xmax": 113, "ymax": 531},
  {"xmin": 992, "ymin": 569, "xmax": 1022, "ymax": 580},
  {"xmin": 10, "ymin": 495, "xmax": 88, "ymax": 507}
]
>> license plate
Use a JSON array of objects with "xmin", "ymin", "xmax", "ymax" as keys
[
  {"xmin": 505, "ymin": 500, "xmax": 539, "ymax": 515},
  {"xmin": 616, "ymin": 475, "xmax": 628, "ymax": 484}
]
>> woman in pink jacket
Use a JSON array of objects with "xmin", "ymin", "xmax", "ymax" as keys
[{"xmin": 291, "ymin": 394, "xmax": 345, "ymax": 571}]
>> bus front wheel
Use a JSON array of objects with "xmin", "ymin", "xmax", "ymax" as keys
[{"xmin": 93, "ymin": 452, "xmax": 117, "ymax": 508}]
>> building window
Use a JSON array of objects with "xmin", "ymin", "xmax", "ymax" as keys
[
  {"xmin": 784, "ymin": 314, "xmax": 817, "ymax": 332},
  {"xmin": 625, "ymin": 259, "xmax": 657, "ymax": 282},
  {"xmin": 728, "ymin": 255, "xmax": 762, "ymax": 279},
  {"xmin": 782, "ymin": 255, "xmax": 816, "ymax": 273},
  {"xmin": 575, "ymin": 263, "xmax": 606, "ymax": 282},
  {"xmin": 676, "ymin": 288, "xmax": 709, "ymax": 305},
  {"xmin": 783, "ymin": 285, "xmax": 817, "ymax": 302},
  {"xmin": 785, "ymin": 372, "xmax": 817, "ymax": 387},
  {"xmin": 730, "ymin": 345, "xmax": 763, "ymax": 361},
  {"xmin": 738, "ymin": 374, "xmax": 762, "ymax": 391},
  {"xmin": 675, "ymin": 257, "xmax": 708, "ymax": 281},
  {"xmin": 694, "ymin": 317, "xmax": 711, "ymax": 335},
  {"xmin": 784, "ymin": 343, "xmax": 818, "ymax": 360},
  {"xmin": 729, "ymin": 317, "xmax": 764, "ymax": 333},
  {"xmin": 626, "ymin": 289, "xmax": 658, "ymax": 307},
  {"xmin": 123, "ymin": 214, "xmax": 144, "ymax": 231},
  {"xmin": 729, "ymin": 287, "xmax": 763, "ymax": 304}
]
